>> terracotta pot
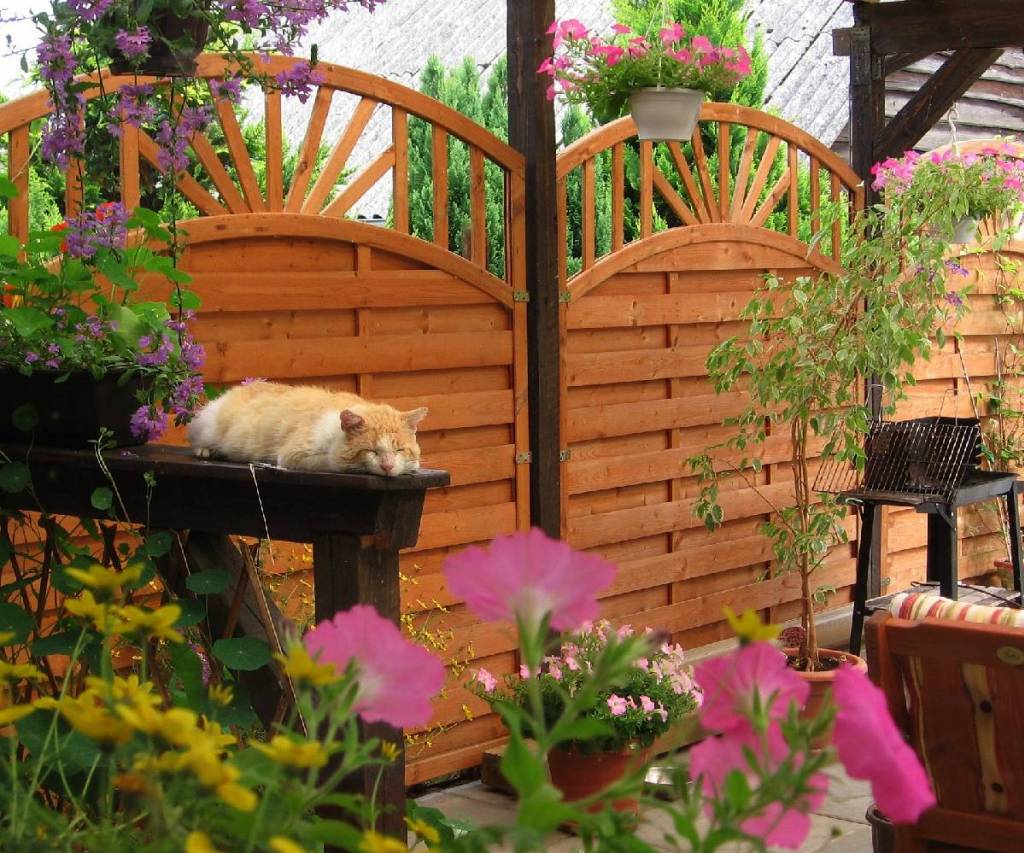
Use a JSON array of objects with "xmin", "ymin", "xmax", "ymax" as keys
[
  {"xmin": 547, "ymin": 744, "xmax": 644, "ymax": 815},
  {"xmin": 628, "ymin": 87, "xmax": 704, "ymax": 141},
  {"xmin": 785, "ymin": 647, "xmax": 868, "ymax": 746}
]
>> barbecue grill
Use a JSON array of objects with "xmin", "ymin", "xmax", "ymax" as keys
[{"xmin": 815, "ymin": 416, "xmax": 1023, "ymax": 655}]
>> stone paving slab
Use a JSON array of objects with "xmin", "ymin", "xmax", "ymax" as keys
[{"xmin": 415, "ymin": 774, "xmax": 875, "ymax": 851}]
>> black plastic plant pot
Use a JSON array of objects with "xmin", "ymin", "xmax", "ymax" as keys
[
  {"xmin": 110, "ymin": 6, "xmax": 210, "ymax": 77},
  {"xmin": 0, "ymin": 368, "xmax": 148, "ymax": 448}
]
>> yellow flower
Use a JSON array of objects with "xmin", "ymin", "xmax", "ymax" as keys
[
  {"xmin": 215, "ymin": 781, "xmax": 257, "ymax": 812},
  {"xmin": 253, "ymin": 735, "xmax": 328, "ymax": 769},
  {"xmin": 184, "ymin": 831, "xmax": 223, "ymax": 853},
  {"xmin": 117, "ymin": 702, "xmax": 200, "ymax": 748},
  {"xmin": 112, "ymin": 771, "xmax": 149, "ymax": 794},
  {"xmin": 380, "ymin": 741, "xmax": 401, "ymax": 763},
  {"xmin": 723, "ymin": 607, "xmax": 781, "ymax": 644},
  {"xmin": 359, "ymin": 831, "xmax": 410, "ymax": 853},
  {"xmin": 65, "ymin": 563, "xmax": 143, "ymax": 597},
  {"xmin": 113, "ymin": 604, "xmax": 183, "ymax": 643},
  {"xmin": 405, "ymin": 817, "xmax": 440, "ymax": 845},
  {"xmin": 65, "ymin": 590, "xmax": 113, "ymax": 630},
  {"xmin": 0, "ymin": 704, "xmax": 37, "ymax": 726},
  {"xmin": 54, "ymin": 691, "xmax": 132, "ymax": 744},
  {"xmin": 275, "ymin": 645, "xmax": 338, "ymax": 687},
  {"xmin": 0, "ymin": 661, "xmax": 44, "ymax": 684},
  {"xmin": 268, "ymin": 837, "xmax": 306, "ymax": 853},
  {"xmin": 208, "ymin": 684, "xmax": 233, "ymax": 707},
  {"xmin": 88, "ymin": 674, "xmax": 161, "ymax": 708}
]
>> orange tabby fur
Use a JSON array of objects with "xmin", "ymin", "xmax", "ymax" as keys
[{"xmin": 187, "ymin": 382, "xmax": 427, "ymax": 477}]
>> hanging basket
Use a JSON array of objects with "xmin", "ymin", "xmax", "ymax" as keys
[
  {"xmin": 110, "ymin": 5, "xmax": 210, "ymax": 77},
  {"xmin": 628, "ymin": 87, "xmax": 704, "ymax": 141},
  {"xmin": 952, "ymin": 216, "xmax": 980, "ymax": 244}
]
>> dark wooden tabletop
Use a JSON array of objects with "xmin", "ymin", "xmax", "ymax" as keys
[{"xmin": 0, "ymin": 443, "xmax": 450, "ymax": 543}]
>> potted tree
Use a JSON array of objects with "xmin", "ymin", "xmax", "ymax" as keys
[
  {"xmin": 540, "ymin": 17, "xmax": 751, "ymax": 139},
  {"xmin": 471, "ymin": 619, "xmax": 703, "ymax": 813},
  {"xmin": 690, "ymin": 146, "xmax": 1024, "ymax": 712}
]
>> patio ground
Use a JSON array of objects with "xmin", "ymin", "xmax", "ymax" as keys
[{"xmin": 416, "ymin": 766, "xmax": 874, "ymax": 852}]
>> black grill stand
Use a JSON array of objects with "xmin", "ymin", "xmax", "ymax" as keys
[{"xmin": 846, "ymin": 472, "xmax": 1024, "ymax": 656}]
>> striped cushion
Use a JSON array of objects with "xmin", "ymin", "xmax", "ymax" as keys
[{"xmin": 888, "ymin": 592, "xmax": 1024, "ymax": 629}]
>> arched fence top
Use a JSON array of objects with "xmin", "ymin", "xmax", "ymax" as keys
[
  {"xmin": 555, "ymin": 102, "xmax": 865, "ymax": 282},
  {"xmin": 0, "ymin": 54, "xmax": 525, "ymax": 289}
]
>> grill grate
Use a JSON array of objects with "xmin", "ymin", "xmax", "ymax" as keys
[{"xmin": 814, "ymin": 416, "xmax": 983, "ymax": 504}]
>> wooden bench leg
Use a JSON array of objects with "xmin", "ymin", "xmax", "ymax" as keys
[{"xmin": 312, "ymin": 532, "xmax": 406, "ymax": 840}]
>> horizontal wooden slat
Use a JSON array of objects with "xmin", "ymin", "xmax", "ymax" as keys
[
  {"xmin": 567, "ymin": 344, "xmax": 716, "ymax": 387},
  {"xmin": 567, "ymin": 292, "xmax": 777, "ymax": 329},
  {"xmin": 421, "ymin": 445, "xmax": 516, "ymax": 487},
  {"xmin": 180, "ymin": 271, "xmax": 495, "ymax": 311},
  {"xmin": 412, "ymin": 503, "xmax": 518, "ymax": 552},
  {"xmin": 566, "ymin": 392, "xmax": 748, "ymax": 441},
  {"xmin": 203, "ymin": 331, "xmax": 513, "ymax": 382}
]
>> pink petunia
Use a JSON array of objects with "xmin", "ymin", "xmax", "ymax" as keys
[
  {"xmin": 691, "ymin": 35, "xmax": 713, "ymax": 53},
  {"xmin": 832, "ymin": 665, "xmax": 935, "ymax": 824},
  {"xmin": 304, "ymin": 605, "xmax": 445, "ymax": 729},
  {"xmin": 639, "ymin": 695, "xmax": 655, "ymax": 713},
  {"xmin": 443, "ymin": 529, "xmax": 616, "ymax": 632},
  {"xmin": 473, "ymin": 668, "xmax": 497, "ymax": 692},
  {"xmin": 691, "ymin": 724, "xmax": 827, "ymax": 849},
  {"xmin": 607, "ymin": 694, "xmax": 628, "ymax": 716},
  {"xmin": 559, "ymin": 19, "xmax": 588, "ymax": 40},
  {"xmin": 611, "ymin": 23, "xmax": 631, "ymax": 34},
  {"xmin": 695, "ymin": 642, "xmax": 808, "ymax": 734},
  {"xmin": 659, "ymin": 22, "xmax": 685, "ymax": 45}
]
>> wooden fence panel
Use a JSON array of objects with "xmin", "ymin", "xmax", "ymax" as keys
[{"xmin": 558, "ymin": 105, "xmax": 863, "ymax": 649}]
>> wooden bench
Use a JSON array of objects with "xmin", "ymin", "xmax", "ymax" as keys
[{"xmin": 0, "ymin": 443, "xmax": 449, "ymax": 838}]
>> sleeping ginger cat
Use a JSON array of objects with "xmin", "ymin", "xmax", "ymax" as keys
[{"xmin": 188, "ymin": 382, "xmax": 427, "ymax": 477}]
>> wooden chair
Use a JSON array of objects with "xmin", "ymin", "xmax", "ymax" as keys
[{"xmin": 865, "ymin": 608, "xmax": 1024, "ymax": 852}]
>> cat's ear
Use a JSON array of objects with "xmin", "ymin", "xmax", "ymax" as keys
[
  {"xmin": 340, "ymin": 409, "xmax": 365, "ymax": 433},
  {"xmin": 403, "ymin": 407, "xmax": 428, "ymax": 431}
]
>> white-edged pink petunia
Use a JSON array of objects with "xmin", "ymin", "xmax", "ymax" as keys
[
  {"xmin": 443, "ymin": 528, "xmax": 616, "ymax": 632},
  {"xmin": 304, "ymin": 605, "xmax": 445, "ymax": 729}
]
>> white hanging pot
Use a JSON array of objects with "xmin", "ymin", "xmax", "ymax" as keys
[
  {"xmin": 628, "ymin": 87, "xmax": 704, "ymax": 141},
  {"xmin": 952, "ymin": 216, "xmax": 979, "ymax": 243}
]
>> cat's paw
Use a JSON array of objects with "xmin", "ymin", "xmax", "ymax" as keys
[{"xmin": 193, "ymin": 447, "xmax": 213, "ymax": 459}]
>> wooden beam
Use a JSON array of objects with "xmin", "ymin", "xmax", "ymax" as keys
[
  {"xmin": 874, "ymin": 47, "xmax": 1004, "ymax": 161},
  {"xmin": 837, "ymin": 1, "xmax": 1024, "ymax": 56},
  {"xmin": 508, "ymin": 0, "xmax": 560, "ymax": 538},
  {"xmin": 883, "ymin": 49, "xmax": 935, "ymax": 77}
]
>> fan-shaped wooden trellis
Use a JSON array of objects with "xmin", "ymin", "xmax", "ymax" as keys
[
  {"xmin": 555, "ymin": 105, "xmax": 864, "ymax": 649},
  {"xmin": 0, "ymin": 55, "xmax": 528, "ymax": 784}
]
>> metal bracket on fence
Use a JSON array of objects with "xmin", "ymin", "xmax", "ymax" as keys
[
  {"xmin": 513, "ymin": 290, "xmax": 530, "ymax": 303},
  {"xmin": 559, "ymin": 291, "xmax": 572, "ymax": 304},
  {"xmin": 515, "ymin": 451, "xmax": 532, "ymax": 464},
  {"xmin": 559, "ymin": 449, "xmax": 572, "ymax": 462}
]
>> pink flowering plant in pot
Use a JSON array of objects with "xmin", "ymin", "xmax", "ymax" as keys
[
  {"xmin": 540, "ymin": 18, "xmax": 752, "ymax": 132},
  {"xmin": 409, "ymin": 529, "xmax": 938, "ymax": 851},
  {"xmin": 472, "ymin": 620, "xmax": 701, "ymax": 756}
]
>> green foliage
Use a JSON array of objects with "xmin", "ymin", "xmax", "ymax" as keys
[
  {"xmin": 691, "ymin": 157, "xmax": 1024, "ymax": 667},
  {"xmin": 408, "ymin": 56, "xmax": 508, "ymax": 277}
]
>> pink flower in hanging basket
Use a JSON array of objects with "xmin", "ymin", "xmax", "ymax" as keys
[
  {"xmin": 304, "ymin": 604, "xmax": 445, "ymax": 729},
  {"xmin": 443, "ymin": 528, "xmax": 615, "ymax": 632},
  {"xmin": 832, "ymin": 665, "xmax": 935, "ymax": 824},
  {"xmin": 659, "ymin": 22, "xmax": 685, "ymax": 45}
]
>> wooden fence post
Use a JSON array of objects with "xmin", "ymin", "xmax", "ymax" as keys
[{"xmin": 508, "ymin": 0, "xmax": 561, "ymax": 538}]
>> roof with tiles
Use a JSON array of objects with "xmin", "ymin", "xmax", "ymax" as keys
[{"xmin": 251, "ymin": 1, "xmax": 856, "ymax": 216}]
